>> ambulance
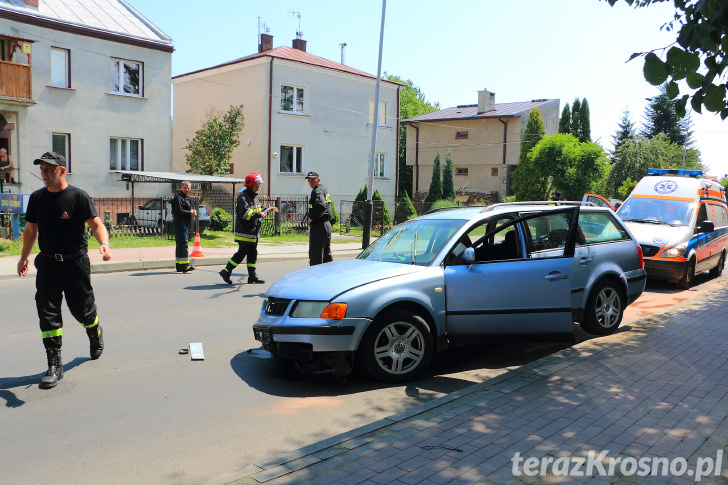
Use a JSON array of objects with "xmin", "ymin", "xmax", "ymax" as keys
[{"xmin": 617, "ymin": 169, "xmax": 727, "ymax": 288}]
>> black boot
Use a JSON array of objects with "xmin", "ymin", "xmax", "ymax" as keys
[
  {"xmin": 248, "ymin": 268, "xmax": 265, "ymax": 284},
  {"xmin": 40, "ymin": 349, "xmax": 63, "ymax": 389},
  {"xmin": 219, "ymin": 269, "xmax": 233, "ymax": 284},
  {"xmin": 182, "ymin": 265, "xmax": 196, "ymax": 273},
  {"xmin": 88, "ymin": 325, "xmax": 104, "ymax": 360}
]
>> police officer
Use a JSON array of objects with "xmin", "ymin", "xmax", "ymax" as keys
[
  {"xmin": 219, "ymin": 173, "xmax": 277, "ymax": 284},
  {"xmin": 171, "ymin": 180, "xmax": 197, "ymax": 273},
  {"xmin": 305, "ymin": 171, "xmax": 333, "ymax": 266},
  {"xmin": 17, "ymin": 152, "xmax": 112, "ymax": 389}
]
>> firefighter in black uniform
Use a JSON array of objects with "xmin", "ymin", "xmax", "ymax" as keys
[
  {"xmin": 171, "ymin": 180, "xmax": 197, "ymax": 273},
  {"xmin": 305, "ymin": 171, "xmax": 333, "ymax": 266},
  {"xmin": 219, "ymin": 173, "xmax": 277, "ymax": 284},
  {"xmin": 17, "ymin": 152, "xmax": 112, "ymax": 389}
]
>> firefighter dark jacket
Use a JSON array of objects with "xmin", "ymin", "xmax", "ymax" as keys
[{"xmin": 234, "ymin": 188, "xmax": 265, "ymax": 242}]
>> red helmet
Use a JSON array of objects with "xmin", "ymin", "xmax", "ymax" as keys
[{"xmin": 244, "ymin": 172, "xmax": 264, "ymax": 189}]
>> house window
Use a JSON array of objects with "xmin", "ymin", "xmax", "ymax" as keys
[
  {"xmin": 491, "ymin": 167, "xmax": 499, "ymax": 176},
  {"xmin": 280, "ymin": 144, "xmax": 304, "ymax": 173},
  {"xmin": 52, "ymin": 133, "xmax": 70, "ymax": 172},
  {"xmin": 456, "ymin": 131, "xmax": 468, "ymax": 139},
  {"xmin": 109, "ymin": 137, "xmax": 142, "ymax": 171},
  {"xmin": 456, "ymin": 168, "xmax": 469, "ymax": 175},
  {"xmin": 280, "ymin": 84, "xmax": 305, "ymax": 114},
  {"xmin": 374, "ymin": 152, "xmax": 387, "ymax": 178},
  {"xmin": 369, "ymin": 99, "xmax": 387, "ymax": 126},
  {"xmin": 50, "ymin": 47, "xmax": 70, "ymax": 88},
  {"xmin": 110, "ymin": 58, "xmax": 142, "ymax": 96}
]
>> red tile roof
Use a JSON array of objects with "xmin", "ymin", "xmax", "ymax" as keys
[
  {"xmin": 402, "ymin": 99, "xmax": 559, "ymax": 123},
  {"xmin": 175, "ymin": 46, "xmax": 398, "ymax": 84}
]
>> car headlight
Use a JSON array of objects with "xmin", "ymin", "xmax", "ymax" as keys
[
  {"xmin": 289, "ymin": 301, "xmax": 348, "ymax": 319},
  {"xmin": 660, "ymin": 245, "xmax": 686, "ymax": 258}
]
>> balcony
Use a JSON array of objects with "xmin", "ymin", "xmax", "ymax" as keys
[{"xmin": 0, "ymin": 60, "xmax": 33, "ymax": 103}]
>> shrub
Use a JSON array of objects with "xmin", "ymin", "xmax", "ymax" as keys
[
  {"xmin": 394, "ymin": 191, "xmax": 418, "ymax": 224},
  {"xmin": 210, "ymin": 207, "xmax": 232, "ymax": 231}
]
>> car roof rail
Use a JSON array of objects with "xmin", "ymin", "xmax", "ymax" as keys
[
  {"xmin": 423, "ymin": 206, "xmax": 474, "ymax": 215},
  {"xmin": 480, "ymin": 200, "xmax": 596, "ymax": 212}
]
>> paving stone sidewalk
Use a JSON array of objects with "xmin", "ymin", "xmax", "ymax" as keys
[{"xmin": 231, "ymin": 284, "xmax": 728, "ymax": 484}]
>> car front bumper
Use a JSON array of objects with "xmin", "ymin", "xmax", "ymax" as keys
[{"xmin": 644, "ymin": 258, "xmax": 687, "ymax": 283}]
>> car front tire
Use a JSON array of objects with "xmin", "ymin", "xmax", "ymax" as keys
[
  {"xmin": 358, "ymin": 310, "xmax": 433, "ymax": 383},
  {"xmin": 677, "ymin": 258, "xmax": 696, "ymax": 290},
  {"xmin": 581, "ymin": 280, "xmax": 624, "ymax": 335},
  {"xmin": 709, "ymin": 251, "xmax": 725, "ymax": 278}
]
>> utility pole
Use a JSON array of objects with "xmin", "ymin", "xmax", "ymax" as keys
[{"xmin": 363, "ymin": 0, "xmax": 386, "ymax": 249}]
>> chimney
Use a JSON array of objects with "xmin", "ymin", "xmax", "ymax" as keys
[
  {"xmin": 258, "ymin": 33, "xmax": 273, "ymax": 53},
  {"xmin": 24, "ymin": 0, "xmax": 39, "ymax": 6},
  {"xmin": 477, "ymin": 89, "xmax": 496, "ymax": 114},
  {"xmin": 292, "ymin": 37, "xmax": 307, "ymax": 52}
]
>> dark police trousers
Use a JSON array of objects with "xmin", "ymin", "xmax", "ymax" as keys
[
  {"xmin": 174, "ymin": 217, "xmax": 191, "ymax": 269},
  {"xmin": 309, "ymin": 220, "xmax": 333, "ymax": 266},
  {"xmin": 34, "ymin": 253, "xmax": 98, "ymax": 350}
]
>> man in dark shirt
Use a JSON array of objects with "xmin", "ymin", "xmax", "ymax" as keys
[
  {"xmin": 305, "ymin": 171, "xmax": 333, "ymax": 266},
  {"xmin": 171, "ymin": 180, "xmax": 197, "ymax": 273},
  {"xmin": 17, "ymin": 152, "xmax": 112, "ymax": 389}
]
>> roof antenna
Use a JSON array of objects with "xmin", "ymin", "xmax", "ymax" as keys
[{"xmin": 288, "ymin": 9, "xmax": 302, "ymax": 38}]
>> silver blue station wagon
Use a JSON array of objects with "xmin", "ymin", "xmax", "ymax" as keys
[{"xmin": 254, "ymin": 203, "xmax": 647, "ymax": 382}]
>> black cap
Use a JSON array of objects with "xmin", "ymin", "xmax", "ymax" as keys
[
  {"xmin": 304, "ymin": 171, "xmax": 319, "ymax": 179},
  {"xmin": 33, "ymin": 151, "xmax": 67, "ymax": 168}
]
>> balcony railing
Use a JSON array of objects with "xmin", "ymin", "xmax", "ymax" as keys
[{"xmin": 0, "ymin": 60, "xmax": 32, "ymax": 100}]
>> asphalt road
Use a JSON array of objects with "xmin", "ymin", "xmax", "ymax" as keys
[{"xmin": 0, "ymin": 261, "xmax": 724, "ymax": 484}]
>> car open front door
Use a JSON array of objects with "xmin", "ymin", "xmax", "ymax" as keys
[{"xmin": 443, "ymin": 208, "xmax": 578, "ymax": 339}]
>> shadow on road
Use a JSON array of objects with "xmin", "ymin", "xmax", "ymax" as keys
[{"xmin": 0, "ymin": 356, "xmax": 89, "ymax": 407}]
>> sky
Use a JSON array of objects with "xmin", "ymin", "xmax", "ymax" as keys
[{"xmin": 127, "ymin": 0, "xmax": 728, "ymax": 178}]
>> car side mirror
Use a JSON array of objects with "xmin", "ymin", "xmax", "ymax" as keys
[
  {"xmin": 699, "ymin": 220, "xmax": 714, "ymax": 233},
  {"xmin": 462, "ymin": 247, "xmax": 475, "ymax": 264}
]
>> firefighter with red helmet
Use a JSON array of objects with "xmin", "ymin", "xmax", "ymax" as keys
[{"xmin": 219, "ymin": 173, "xmax": 277, "ymax": 284}]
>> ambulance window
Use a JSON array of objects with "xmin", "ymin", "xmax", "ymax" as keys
[
  {"xmin": 697, "ymin": 205, "xmax": 707, "ymax": 225},
  {"xmin": 707, "ymin": 204, "xmax": 728, "ymax": 227}
]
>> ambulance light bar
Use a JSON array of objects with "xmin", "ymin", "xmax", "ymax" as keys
[{"xmin": 647, "ymin": 168, "xmax": 702, "ymax": 177}]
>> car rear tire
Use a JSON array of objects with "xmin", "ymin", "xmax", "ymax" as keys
[
  {"xmin": 358, "ymin": 310, "xmax": 433, "ymax": 383},
  {"xmin": 581, "ymin": 280, "xmax": 624, "ymax": 335},
  {"xmin": 677, "ymin": 258, "xmax": 696, "ymax": 290},
  {"xmin": 709, "ymin": 251, "xmax": 725, "ymax": 278}
]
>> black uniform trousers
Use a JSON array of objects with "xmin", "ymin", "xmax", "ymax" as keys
[
  {"xmin": 309, "ymin": 220, "xmax": 333, "ymax": 266},
  {"xmin": 174, "ymin": 217, "xmax": 190, "ymax": 268},
  {"xmin": 226, "ymin": 240, "xmax": 258, "ymax": 271},
  {"xmin": 34, "ymin": 253, "xmax": 98, "ymax": 350}
]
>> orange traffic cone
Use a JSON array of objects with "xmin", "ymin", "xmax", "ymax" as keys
[{"xmin": 189, "ymin": 232, "xmax": 205, "ymax": 257}]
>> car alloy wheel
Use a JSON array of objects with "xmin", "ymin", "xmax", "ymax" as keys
[
  {"xmin": 359, "ymin": 310, "xmax": 433, "ymax": 382},
  {"xmin": 581, "ymin": 280, "xmax": 624, "ymax": 335}
]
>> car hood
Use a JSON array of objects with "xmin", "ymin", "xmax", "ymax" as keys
[
  {"xmin": 267, "ymin": 259, "xmax": 426, "ymax": 301},
  {"xmin": 623, "ymin": 222, "xmax": 693, "ymax": 248}
]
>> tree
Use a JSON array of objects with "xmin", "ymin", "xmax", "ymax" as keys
[
  {"xmin": 604, "ymin": 133, "xmax": 704, "ymax": 198},
  {"xmin": 571, "ymin": 98, "xmax": 582, "ymax": 141},
  {"xmin": 442, "ymin": 151, "xmax": 455, "ymax": 200},
  {"xmin": 354, "ymin": 186, "xmax": 391, "ymax": 227},
  {"xmin": 612, "ymin": 108, "xmax": 638, "ymax": 153},
  {"xmin": 384, "ymin": 73, "xmax": 440, "ymax": 197},
  {"xmin": 425, "ymin": 152, "xmax": 443, "ymax": 203},
  {"xmin": 529, "ymin": 133, "xmax": 609, "ymax": 200},
  {"xmin": 604, "ymin": 0, "xmax": 728, "ymax": 118},
  {"xmin": 394, "ymin": 190, "xmax": 418, "ymax": 224},
  {"xmin": 511, "ymin": 109, "xmax": 548, "ymax": 200},
  {"xmin": 579, "ymin": 98, "xmax": 591, "ymax": 142},
  {"xmin": 559, "ymin": 103, "xmax": 571, "ymax": 134},
  {"xmin": 184, "ymin": 105, "xmax": 245, "ymax": 176},
  {"xmin": 641, "ymin": 85, "xmax": 692, "ymax": 145}
]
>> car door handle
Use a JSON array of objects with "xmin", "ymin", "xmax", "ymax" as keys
[
  {"xmin": 545, "ymin": 272, "xmax": 568, "ymax": 281},
  {"xmin": 579, "ymin": 257, "xmax": 592, "ymax": 265}
]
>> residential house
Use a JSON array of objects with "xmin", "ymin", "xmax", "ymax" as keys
[
  {"xmin": 172, "ymin": 33, "xmax": 400, "ymax": 213},
  {"xmin": 0, "ymin": 0, "xmax": 173, "ymax": 198},
  {"xmin": 401, "ymin": 90, "xmax": 559, "ymax": 201}
]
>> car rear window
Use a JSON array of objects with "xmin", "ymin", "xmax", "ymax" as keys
[{"xmin": 578, "ymin": 211, "xmax": 630, "ymax": 244}]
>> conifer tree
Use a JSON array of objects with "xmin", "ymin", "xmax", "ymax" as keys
[
  {"xmin": 511, "ymin": 109, "xmax": 548, "ymax": 200},
  {"xmin": 394, "ymin": 190, "xmax": 418, "ymax": 224},
  {"xmin": 571, "ymin": 98, "xmax": 582, "ymax": 141},
  {"xmin": 612, "ymin": 108, "xmax": 637, "ymax": 154},
  {"xmin": 559, "ymin": 104, "xmax": 571, "ymax": 134},
  {"xmin": 579, "ymin": 98, "xmax": 591, "ymax": 142},
  {"xmin": 442, "ymin": 151, "xmax": 455, "ymax": 200},
  {"xmin": 425, "ymin": 152, "xmax": 443, "ymax": 203}
]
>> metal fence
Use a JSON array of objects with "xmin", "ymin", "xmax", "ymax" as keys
[
  {"xmin": 259, "ymin": 195, "xmax": 309, "ymax": 237},
  {"xmin": 92, "ymin": 196, "xmax": 202, "ymax": 239},
  {"xmin": 338, "ymin": 200, "xmax": 390, "ymax": 238}
]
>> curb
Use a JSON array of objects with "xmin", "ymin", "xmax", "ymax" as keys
[{"xmin": 227, "ymin": 283, "xmax": 728, "ymax": 483}]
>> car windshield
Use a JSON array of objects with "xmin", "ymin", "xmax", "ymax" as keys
[
  {"xmin": 618, "ymin": 198, "xmax": 694, "ymax": 226},
  {"xmin": 357, "ymin": 218, "xmax": 466, "ymax": 266}
]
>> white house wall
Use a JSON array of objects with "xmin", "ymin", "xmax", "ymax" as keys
[{"xmin": 0, "ymin": 20, "xmax": 172, "ymax": 197}]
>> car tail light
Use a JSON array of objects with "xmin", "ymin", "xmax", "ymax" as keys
[
  {"xmin": 637, "ymin": 243, "xmax": 644, "ymax": 269},
  {"xmin": 320, "ymin": 303, "xmax": 347, "ymax": 320}
]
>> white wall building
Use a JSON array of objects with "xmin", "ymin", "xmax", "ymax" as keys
[
  {"xmin": 172, "ymin": 33, "xmax": 400, "ymax": 213},
  {"xmin": 0, "ymin": 0, "xmax": 173, "ymax": 198}
]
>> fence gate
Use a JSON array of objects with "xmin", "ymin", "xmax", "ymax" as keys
[{"xmin": 339, "ymin": 200, "xmax": 388, "ymax": 238}]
